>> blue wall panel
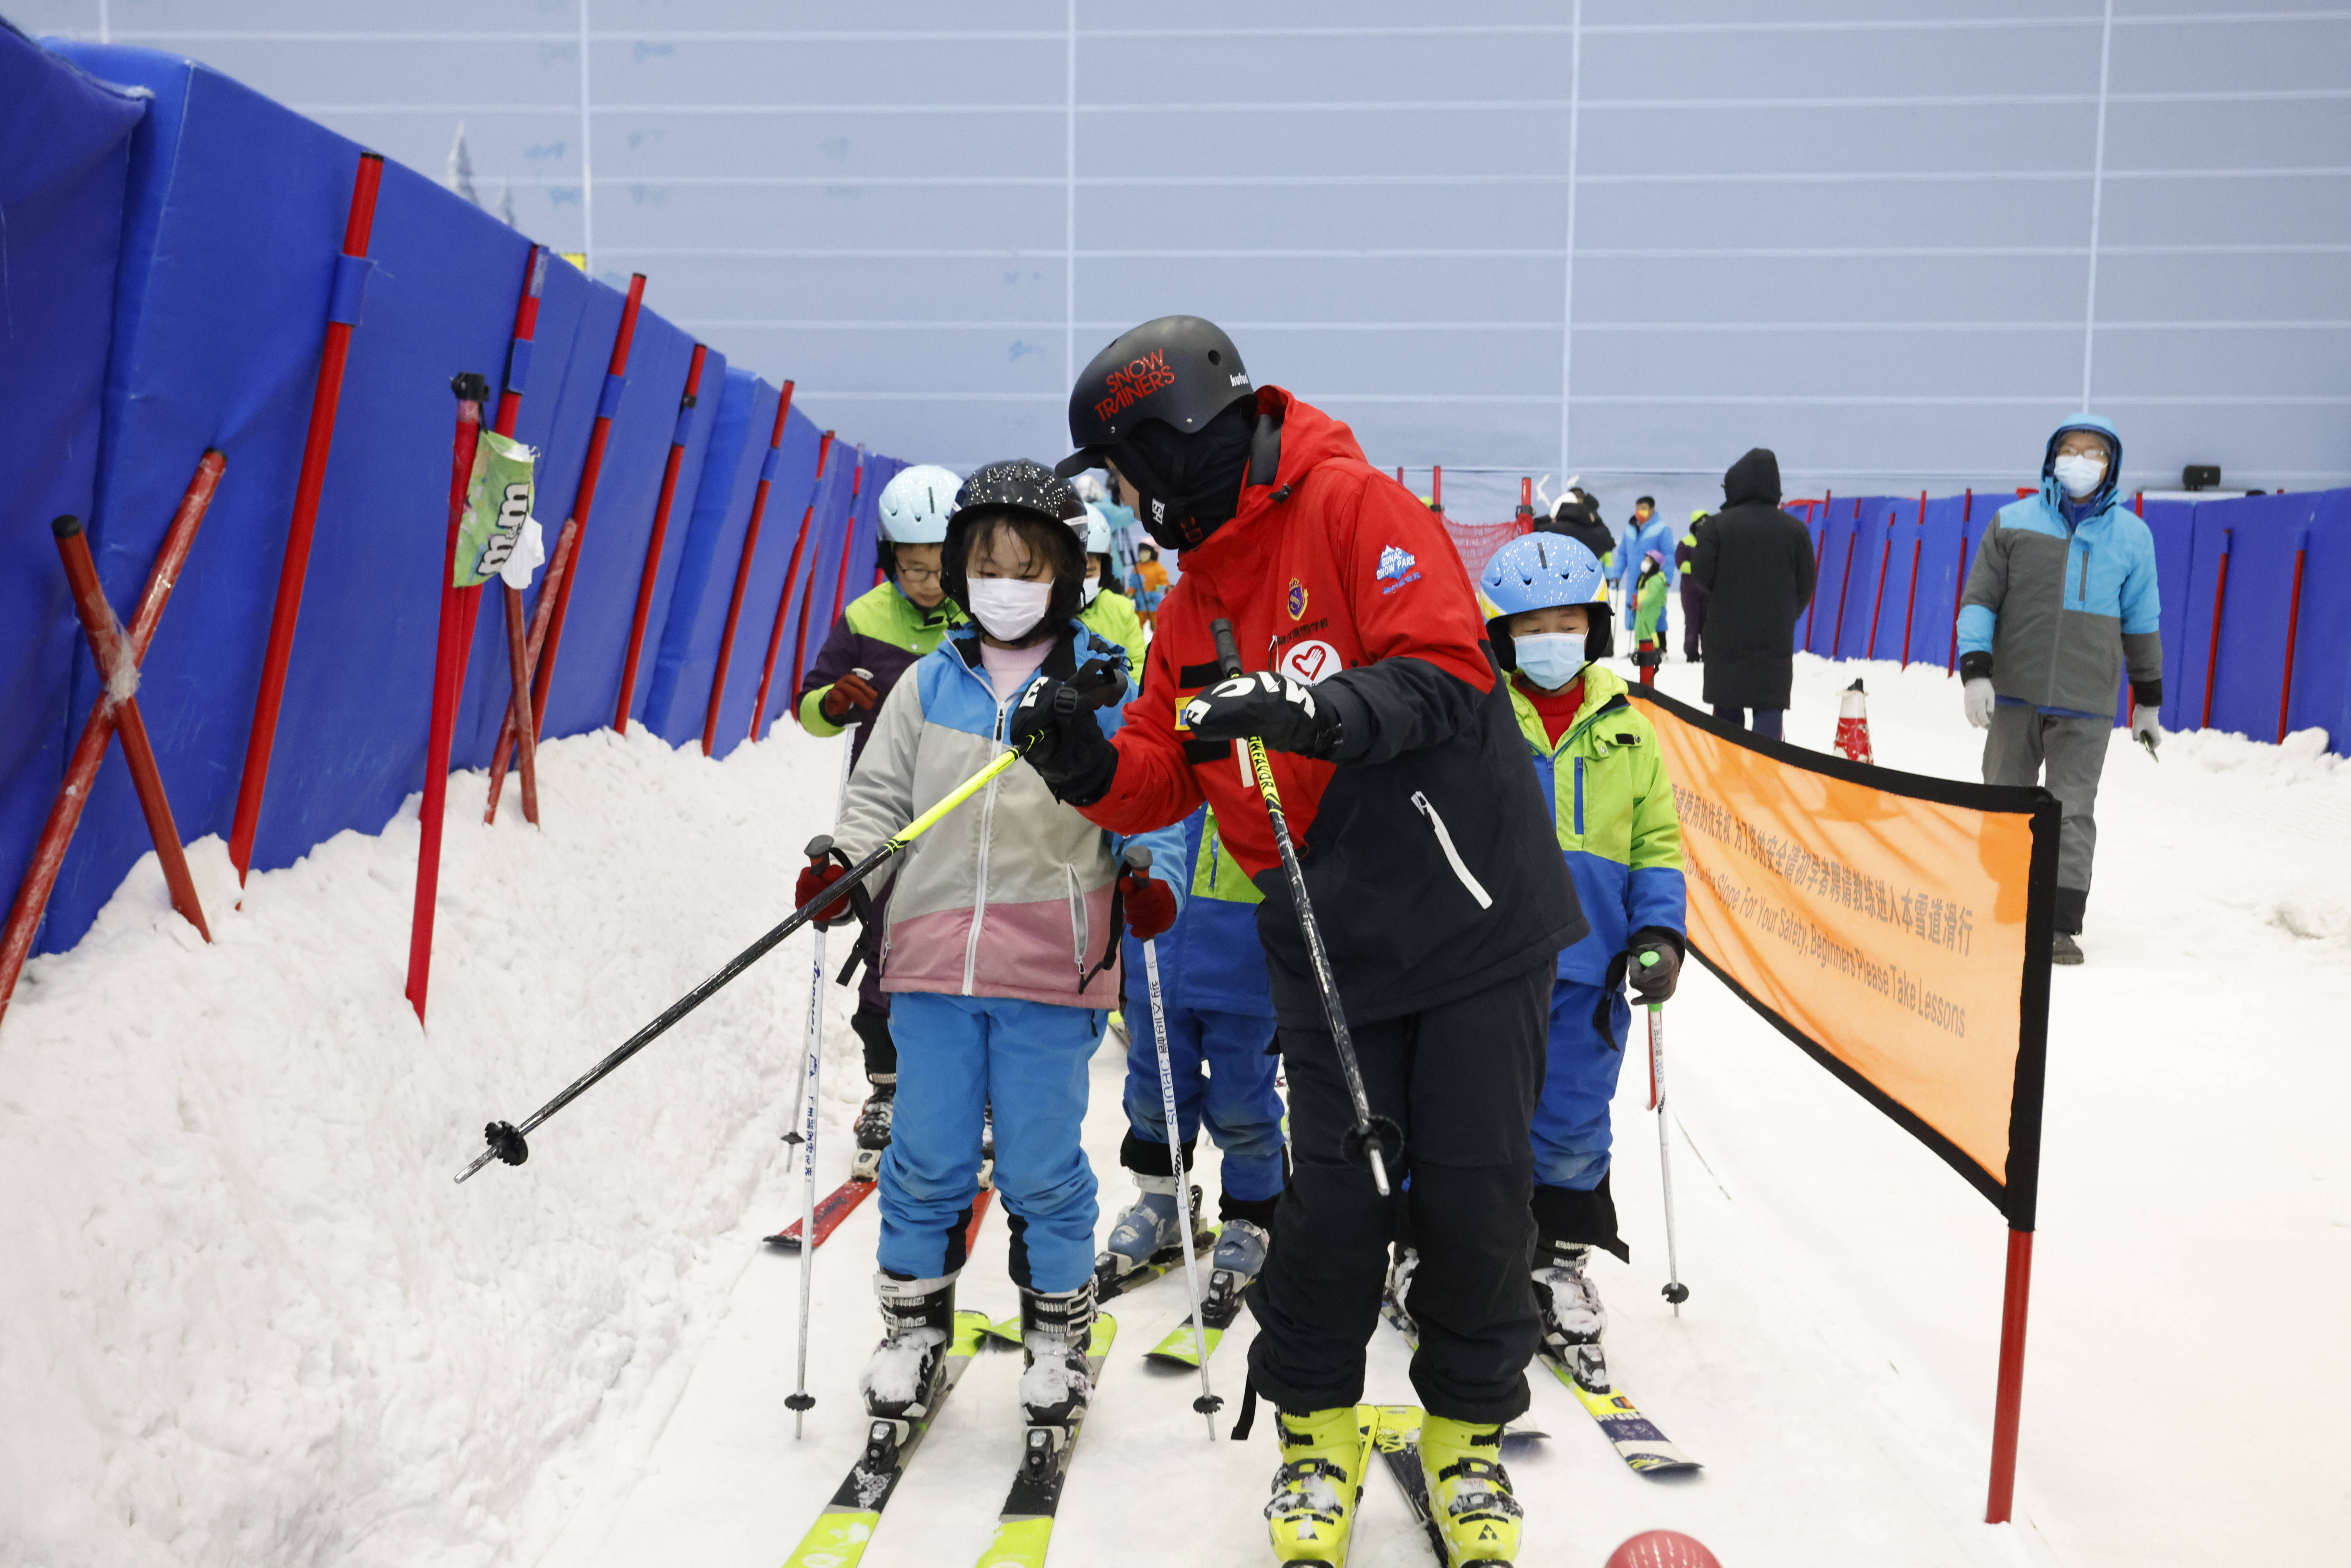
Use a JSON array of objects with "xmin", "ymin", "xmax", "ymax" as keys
[{"xmin": 713, "ymin": 409, "xmax": 832, "ymax": 757}]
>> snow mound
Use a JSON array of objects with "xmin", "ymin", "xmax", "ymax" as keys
[{"xmin": 856, "ymin": 1327, "xmax": 944, "ymax": 1406}]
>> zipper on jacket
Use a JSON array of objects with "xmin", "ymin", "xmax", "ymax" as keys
[
  {"xmin": 1411, "ymin": 790, "xmax": 1494, "ymax": 911},
  {"xmin": 1065, "ymin": 864, "xmax": 1088, "ymax": 980},
  {"xmin": 2076, "ymin": 540, "xmax": 2090, "ymax": 608},
  {"xmin": 1573, "ymin": 757, "xmax": 1586, "ymax": 837}
]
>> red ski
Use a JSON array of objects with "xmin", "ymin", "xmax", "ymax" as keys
[{"xmin": 766, "ymin": 1177, "xmax": 876, "ymax": 1252}]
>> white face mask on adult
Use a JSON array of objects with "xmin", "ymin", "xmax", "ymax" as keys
[
  {"xmin": 2052, "ymin": 451, "xmax": 2108, "ymax": 500},
  {"xmin": 965, "ymin": 577, "xmax": 1053, "ymax": 642}
]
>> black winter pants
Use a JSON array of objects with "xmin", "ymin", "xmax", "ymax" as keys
[{"xmin": 1245, "ymin": 961, "xmax": 1550, "ymax": 1424}]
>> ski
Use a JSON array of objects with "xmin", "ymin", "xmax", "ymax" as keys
[
  {"xmin": 967, "ymin": 1314, "xmax": 1118, "ymax": 1568},
  {"xmin": 766, "ymin": 1176, "xmax": 876, "ymax": 1252},
  {"xmin": 1539, "ymin": 1351, "xmax": 1701, "ymax": 1474},
  {"xmin": 779, "ymin": 1308, "xmax": 993, "ymax": 1568},
  {"xmin": 985, "ymin": 1225, "xmax": 1215, "ymax": 1346},
  {"xmin": 1143, "ymin": 1263, "xmax": 1249, "ymax": 1368},
  {"xmin": 1370, "ymin": 1406, "xmax": 1551, "ymax": 1564}
]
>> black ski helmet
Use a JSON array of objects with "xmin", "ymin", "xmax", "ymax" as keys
[
  {"xmin": 1054, "ymin": 316, "xmax": 1256, "ymax": 479},
  {"xmin": 942, "ymin": 459, "xmax": 1089, "ymax": 632}
]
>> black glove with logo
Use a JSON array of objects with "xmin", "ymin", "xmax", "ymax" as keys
[
  {"xmin": 1626, "ymin": 928, "xmax": 1684, "ymax": 1004},
  {"xmin": 1179, "ymin": 671, "xmax": 1343, "ymax": 759},
  {"xmin": 1007, "ymin": 662, "xmax": 1126, "ymax": 806}
]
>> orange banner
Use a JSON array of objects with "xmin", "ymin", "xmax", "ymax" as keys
[{"xmin": 1630, "ymin": 689, "xmax": 2057, "ymax": 1224}]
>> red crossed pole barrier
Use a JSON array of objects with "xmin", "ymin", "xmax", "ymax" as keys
[
  {"xmin": 703, "ymin": 380, "xmax": 796, "ymax": 756},
  {"xmin": 1, "ymin": 454, "xmax": 226, "ymax": 1028},
  {"xmin": 488, "ymin": 247, "xmax": 548, "ymax": 825},
  {"xmin": 1899, "ymin": 492, "xmax": 1926, "ymax": 669},
  {"xmin": 614, "ymin": 341, "xmax": 709, "ymax": 732},
  {"xmin": 228, "ymin": 152, "xmax": 384, "ymax": 887},
  {"xmin": 2278, "ymin": 527, "xmax": 2310, "ymax": 743},
  {"xmin": 790, "ymin": 449, "xmax": 864, "ymax": 710},
  {"xmin": 750, "ymin": 430, "xmax": 834, "ymax": 741},
  {"xmin": 406, "ymin": 376, "xmax": 489, "ymax": 1023},
  {"xmin": 2200, "ymin": 529, "xmax": 2231, "ymax": 732}
]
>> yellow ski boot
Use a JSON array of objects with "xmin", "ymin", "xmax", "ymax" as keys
[
  {"xmin": 1420, "ymin": 1414, "xmax": 1525, "ymax": 1566},
  {"xmin": 1264, "ymin": 1405, "xmax": 1374, "ymax": 1563}
]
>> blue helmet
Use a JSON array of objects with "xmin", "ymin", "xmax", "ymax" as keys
[{"xmin": 1478, "ymin": 532, "xmax": 1615, "ymax": 658}]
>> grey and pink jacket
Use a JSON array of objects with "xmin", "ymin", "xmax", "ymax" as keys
[{"xmin": 831, "ymin": 621, "xmax": 1187, "ymax": 1008}]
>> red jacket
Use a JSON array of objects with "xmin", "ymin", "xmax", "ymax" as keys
[{"xmin": 1082, "ymin": 388, "xmax": 1584, "ymax": 1025}]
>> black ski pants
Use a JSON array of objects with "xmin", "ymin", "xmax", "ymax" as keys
[{"xmin": 1245, "ymin": 960, "xmax": 1550, "ymax": 1425}]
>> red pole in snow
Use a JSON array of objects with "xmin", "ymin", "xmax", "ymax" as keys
[
  {"xmin": 1516, "ymin": 475, "xmax": 1534, "ymax": 532},
  {"xmin": 407, "ymin": 377, "xmax": 489, "ymax": 1024},
  {"xmin": 613, "ymin": 340, "xmax": 709, "ymax": 730},
  {"xmin": 750, "ymin": 430, "xmax": 834, "ymax": 740},
  {"xmin": 2133, "ymin": 490, "xmax": 2143, "ymax": 518},
  {"xmin": 2200, "ymin": 530, "xmax": 2231, "ymax": 732},
  {"xmin": 1430, "ymin": 464, "xmax": 1443, "ymax": 517},
  {"xmin": 1829, "ymin": 504, "xmax": 1860, "ymax": 657},
  {"xmin": 792, "ymin": 450, "xmax": 865, "ymax": 709},
  {"xmin": 1866, "ymin": 509, "xmax": 1896, "ymax": 661},
  {"xmin": 492, "ymin": 246, "xmax": 549, "ymax": 823},
  {"xmin": 1, "ymin": 456, "xmax": 225, "ymax": 1029},
  {"xmin": 2277, "ymin": 528, "xmax": 2309, "ymax": 743},
  {"xmin": 1801, "ymin": 488, "xmax": 1833, "ymax": 653},
  {"xmin": 228, "ymin": 152, "xmax": 384, "ymax": 887},
  {"xmin": 1984, "ymin": 1227, "xmax": 2035, "ymax": 1522},
  {"xmin": 703, "ymin": 379, "xmax": 796, "ymax": 757}
]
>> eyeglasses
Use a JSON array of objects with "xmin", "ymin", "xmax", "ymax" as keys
[{"xmin": 896, "ymin": 565, "xmax": 941, "ymax": 583}]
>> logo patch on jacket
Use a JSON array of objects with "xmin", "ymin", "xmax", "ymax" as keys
[
  {"xmin": 1376, "ymin": 545, "xmax": 1421, "ymax": 595},
  {"xmin": 1286, "ymin": 578, "xmax": 1308, "ymax": 619}
]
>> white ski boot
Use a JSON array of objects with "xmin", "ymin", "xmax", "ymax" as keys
[
  {"xmin": 859, "ymin": 1270, "xmax": 957, "ymax": 1426},
  {"xmin": 1017, "ymin": 1280, "xmax": 1096, "ymax": 1475},
  {"xmin": 850, "ymin": 1078, "xmax": 894, "ymax": 1182},
  {"xmin": 1094, "ymin": 1174, "xmax": 1202, "ymax": 1291},
  {"xmin": 1381, "ymin": 1245, "xmax": 1421, "ymax": 1342},
  {"xmin": 1532, "ymin": 1241, "xmax": 1609, "ymax": 1391}
]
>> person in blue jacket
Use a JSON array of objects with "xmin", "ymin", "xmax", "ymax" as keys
[
  {"xmin": 1621, "ymin": 496, "xmax": 1678, "ymax": 652},
  {"xmin": 1957, "ymin": 415, "xmax": 2162, "ymax": 965},
  {"xmin": 1097, "ymin": 804, "xmax": 1287, "ymax": 1309}
]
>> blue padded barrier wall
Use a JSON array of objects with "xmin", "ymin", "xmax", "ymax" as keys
[
  {"xmin": 2139, "ymin": 501, "xmax": 2197, "ymax": 735},
  {"xmin": 710, "ymin": 409, "xmax": 831, "ymax": 758},
  {"xmin": 2190, "ymin": 492, "xmax": 2333, "ymax": 746},
  {"xmin": 1831, "ymin": 500, "xmax": 1894, "ymax": 662},
  {"xmin": 2288, "ymin": 491, "xmax": 2351, "ymax": 753},
  {"xmin": 0, "ymin": 27, "xmax": 144, "ymax": 955}
]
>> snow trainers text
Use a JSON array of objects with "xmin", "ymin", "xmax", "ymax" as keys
[
  {"xmin": 1532, "ymin": 1240, "xmax": 1609, "ymax": 1391},
  {"xmin": 1265, "ymin": 1404, "xmax": 1374, "ymax": 1563},
  {"xmin": 851, "ymin": 1079, "xmax": 895, "ymax": 1182},
  {"xmin": 1017, "ymin": 1279, "xmax": 1097, "ymax": 1436},
  {"xmin": 859, "ymin": 1270, "xmax": 957, "ymax": 1422},
  {"xmin": 1420, "ymin": 1414, "xmax": 1525, "ymax": 1566}
]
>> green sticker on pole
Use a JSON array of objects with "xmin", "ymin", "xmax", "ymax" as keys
[{"xmin": 456, "ymin": 430, "xmax": 545, "ymax": 589}]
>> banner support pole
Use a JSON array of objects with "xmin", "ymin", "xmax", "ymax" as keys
[{"xmin": 1985, "ymin": 1225, "xmax": 2035, "ymax": 1523}]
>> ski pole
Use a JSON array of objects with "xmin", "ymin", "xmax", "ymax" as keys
[
  {"xmin": 787, "ymin": 719, "xmax": 861, "ymax": 1437},
  {"xmin": 1208, "ymin": 618, "xmax": 1396, "ymax": 1197},
  {"xmin": 455, "ymin": 720, "xmax": 1043, "ymax": 1183},
  {"xmin": 1128, "ymin": 844, "xmax": 1222, "ymax": 1438},
  {"xmin": 1642, "ymin": 952, "xmax": 1689, "ymax": 1314}
]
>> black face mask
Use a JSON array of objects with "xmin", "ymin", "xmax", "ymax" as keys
[{"xmin": 1114, "ymin": 400, "xmax": 1256, "ymax": 551}]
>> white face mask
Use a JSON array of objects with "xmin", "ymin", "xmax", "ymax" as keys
[
  {"xmin": 1514, "ymin": 632, "xmax": 1587, "ymax": 692},
  {"xmin": 1080, "ymin": 572, "xmax": 1103, "ymax": 606},
  {"xmin": 965, "ymin": 577, "xmax": 1053, "ymax": 642},
  {"xmin": 2052, "ymin": 450, "xmax": 2107, "ymax": 500}
]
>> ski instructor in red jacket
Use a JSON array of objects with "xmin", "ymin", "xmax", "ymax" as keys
[{"xmin": 1010, "ymin": 317, "xmax": 1584, "ymax": 1563}]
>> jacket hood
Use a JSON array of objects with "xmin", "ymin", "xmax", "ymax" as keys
[
  {"xmin": 2040, "ymin": 413, "xmax": 2124, "ymax": 515},
  {"xmin": 1253, "ymin": 385, "xmax": 1366, "ymax": 494},
  {"xmin": 1723, "ymin": 447, "xmax": 1781, "ymax": 508}
]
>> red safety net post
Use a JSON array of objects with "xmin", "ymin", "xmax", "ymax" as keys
[
  {"xmin": 1985, "ymin": 1227, "xmax": 2036, "ymax": 1522},
  {"xmin": 1394, "ymin": 465, "xmax": 1404, "ymax": 485},
  {"xmin": 406, "ymin": 376, "xmax": 489, "ymax": 1024},
  {"xmin": 614, "ymin": 340, "xmax": 709, "ymax": 731},
  {"xmin": 1950, "ymin": 488, "xmax": 1977, "ymax": 675},
  {"xmin": 228, "ymin": 152, "xmax": 385, "ymax": 888},
  {"xmin": 2200, "ymin": 529, "xmax": 2231, "ymax": 732},
  {"xmin": 2277, "ymin": 527, "xmax": 2310, "ymax": 743},
  {"xmin": 751, "ymin": 429, "xmax": 834, "ymax": 741},
  {"xmin": 1515, "ymin": 476, "xmax": 1535, "ymax": 530},
  {"xmin": 791, "ymin": 449, "xmax": 866, "ymax": 706},
  {"xmin": 1801, "ymin": 488, "xmax": 1832, "ymax": 652},
  {"xmin": 1829, "ymin": 505, "xmax": 1860, "ymax": 656},
  {"xmin": 1900, "ymin": 492, "xmax": 1926, "ymax": 669},
  {"xmin": 1866, "ymin": 508, "xmax": 1896, "ymax": 661},
  {"xmin": 2133, "ymin": 490, "xmax": 2144, "ymax": 518},
  {"xmin": 490, "ymin": 247, "xmax": 547, "ymax": 823},
  {"xmin": 1430, "ymin": 464, "xmax": 1444, "ymax": 518},
  {"xmin": 1, "ymin": 455, "xmax": 226, "ymax": 1028},
  {"xmin": 703, "ymin": 379, "xmax": 795, "ymax": 756}
]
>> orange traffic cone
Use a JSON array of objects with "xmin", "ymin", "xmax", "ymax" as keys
[{"xmin": 1834, "ymin": 677, "xmax": 1874, "ymax": 763}]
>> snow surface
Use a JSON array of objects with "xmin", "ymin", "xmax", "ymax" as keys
[{"xmin": 7, "ymin": 654, "xmax": 2348, "ymax": 1567}]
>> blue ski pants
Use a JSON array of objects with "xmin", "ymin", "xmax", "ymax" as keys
[
  {"xmin": 878, "ymin": 992, "xmax": 1103, "ymax": 1292},
  {"xmin": 1121, "ymin": 997, "xmax": 1286, "ymax": 1202},
  {"xmin": 1531, "ymin": 979, "xmax": 1633, "ymax": 1192}
]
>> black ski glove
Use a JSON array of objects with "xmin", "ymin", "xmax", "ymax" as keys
[
  {"xmin": 1179, "ymin": 671, "xmax": 1343, "ymax": 758},
  {"xmin": 1626, "ymin": 928, "xmax": 1684, "ymax": 1004},
  {"xmin": 1008, "ymin": 675, "xmax": 1120, "ymax": 806}
]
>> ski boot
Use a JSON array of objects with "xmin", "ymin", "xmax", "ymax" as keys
[
  {"xmin": 1016, "ymin": 1280, "xmax": 1096, "ymax": 1478},
  {"xmin": 1420, "ymin": 1415, "xmax": 1525, "ymax": 1566},
  {"xmin": 1531, "ymin": 1240, "xmax": 1609, "ymax": 1392},
  {"xmin": 1381, "ymin": 1244, "xmax": 1421, "ymax": 1343},
  {"xmin": 1196, "ymin": 1216, "xmax": 1270, "ymax": 1331},
  {"xmin": 858, "ymin": 1270, "xmax": 957, "ymax": 1450},
  {"xmin": 1093, "ymin": 1174, "xmax": 1203, "ymax": 1293},
  {"xmin": 1265, "ymin": 1405, "xmax": 1371, "ymax": 1563},
  {"xmin": 850, "ymin": 1077, "xmax": 894, "ymax": 1182}
]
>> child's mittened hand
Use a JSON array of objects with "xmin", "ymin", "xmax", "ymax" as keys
[
  {"xmin": 795, "ymin": 861, "xmax": 856, "ymax": 929},
  {"xmin": 1119, "ymin": 870, "xmax": 1177, "ymax": 941},
  {"xmin": 1627, "ymin": 932, "xmax": 1682, "ymax": 1003},
  {"xmin": 820, "ymin": 670, "xmax": 881, "ymax": 722}
]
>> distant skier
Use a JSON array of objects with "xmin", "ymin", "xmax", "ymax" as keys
[
  {"xmin": 1629, "ymin": 549, "xmax": 1668, "ymax": 686},
  {"xmin": 1127, "ymin": 539, "xmax": 1172, "ymax": 630},
  {"xmin": 795, "ymin": 463, "xmax": 965, "ymax": 1175},
  {"xmin": 795, "ymin": 462, "xmax": 1187, "ymax": 1450},
  {"xmin": 1540, "ymin": 485, "xmax": 1619, "ymax": 577},
  {"xmin": 1009, "ymin": 316, "xmax": 1584, "ymax": 1567},
  {"xmin": 1692, "ymin": 448, "xmax": 1816, "ymax": 741},
  {"xmin": 1076, "ymin": 501, "xmax": 1148, "ymax": 669},
  {"xmin": 1675, "ymin": 511, "xmax": 1710, "ymax": 663},
  {"xmin": 1957, "ymin": 415, "xmax": 2162, "ymax": 965}
]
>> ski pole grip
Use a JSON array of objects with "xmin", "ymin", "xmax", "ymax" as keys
[
  {"xmin": 803, "ymin": 833, "xmax": 834, "ymax": 863},
  {"xmin": 1639, "ymin": 950, "xmax": 1659, "ymax": 969},
  {"xmin": 1210, "ymin": 618, "xmax": 1243, "ymax": 679},
  {"xmin": 1123, "ymin": 843, "xmax": 1151, "ymax": 873}
]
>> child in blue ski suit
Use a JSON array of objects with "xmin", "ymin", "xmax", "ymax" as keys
[{"xmin": 800, "ymin": 460, "xmax": 1186, "ymax": 1439}]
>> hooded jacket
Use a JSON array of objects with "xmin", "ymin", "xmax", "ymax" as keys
[
  {"xmin": 1074, "ymin": 387, "xmax": 1587, "ymax": 1027},
  {"xmin": 1957, "ymin": 415, "xmax": 2162, "ymax": 717},
  {"xmin": 1691, "ymin": 449, "xmax": 1817, "ymax": 710}
]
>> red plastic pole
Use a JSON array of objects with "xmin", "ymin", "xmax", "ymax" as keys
[
  {"xmin": 792, "ymin": 450, "xmax": 865, "ymax": 706},
  {"xmin": 1431, "ymin": 464, "xmax": 1443, "ymax": 516},
  {"xmin": 485, "ymin": 517, "xmax": 576, "ymax": 825},
  {"xmin": 1802, "ymin": 488, "xmax": 1833, "ymax": 652},
  {"xmin": 1829, "ymin": 508, "xmax": 1860, "ymax": 657},
  {"xmin": 2277, "ymin": 531, "xmax": 2309, "ymax": 743},
  {"xmin": 703, "ymin": 380, "xmax": 795, "ymax": 756},
  {"xmin": 1516, "ymin": 475, "xmax": 1534, "ymax": 531},
  {"xmin": 1866, "ymin": 510, "xmax": 1896, "ymax": 661},
  {"xmin": 490, "ymin": 248, "xmax": 548, "ymax": 820},
  {"xmin": 2200, "ymin": 531, "xmax": 2231, "ymax": 732},
  {"xmin": 613, "ymin": 341, "xmax": 709, "ymax": 730},
  {"xmin": 406, "ymin": 378, "xmax": 488, "ymax": 1024},
  {"xmin": 527, "ymin": 272, "xmax": 647, "ymax": 743},
  {"xmin": 1985, "ymin": 1227, "xmax": 2036, "ymax": 1523},
  {"xmin": 1901, "ymin": 536, "xmax": 1924, "ymax": 669},
  {"xmin": 228, "ymin": 152, "xmax": 384, "ymax": 886},
  {"xmin": 751, "ymin": 430, "xmax": 834, "ymax": 740}
]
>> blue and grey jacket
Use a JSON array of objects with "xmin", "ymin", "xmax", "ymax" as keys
[
  {"xmin": 1957, "ymin": 415, "xmax": 2163, "ymax": 717},
  {"xmin": 1119, "ymin": 805, "xmax": 1276, "ymax": 1019}
]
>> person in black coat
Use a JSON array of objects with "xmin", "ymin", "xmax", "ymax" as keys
[
  {"xmin": 1538, "ymin": 487, "xmax": 1619, "ymax": 575},
  {"xmin": 1690, "ymin": 448, "xmax": 1815, "ymax": 740}
]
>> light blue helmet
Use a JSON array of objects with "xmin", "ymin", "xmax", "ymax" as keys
[{"xmin": 1478, "ymin": 533, "xmax": 1615, "ymax": 658}]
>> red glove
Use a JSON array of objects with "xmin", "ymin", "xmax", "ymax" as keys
[
  {"xmin": 819, "ymin": 670, "xmax": 882, "ymax": 723},
  {"xmin": 795, "ymin": 860, "xmax": 856, "ymax": 928},
  {"xmin": 1120, "ymin": 869, "xmax": 1177, "ymax": 942}
]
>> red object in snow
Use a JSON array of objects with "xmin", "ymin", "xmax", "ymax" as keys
[
  {"xmin": 1606, "ymin": 1531, "xmax": 1722, "ymax": 1568},
  {"xmin": 703, "ymin": 380, "xmax": 796, "ymax": 756},
  {"xmin": 750, "ymin": 430, "xmax": 835, "ymax": 742},
  {"xmin": 1834, "ymin": 678, "xmax": 1874, "ymax": 764},
  {"xmin": 614, "ymin": 340, "xmax": 710, "ymax": 730}
]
